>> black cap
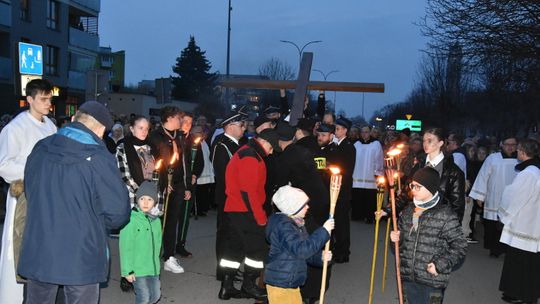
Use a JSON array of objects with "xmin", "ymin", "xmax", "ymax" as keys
[
  {"xmin": 221, "ymin": 106, "xmax": 248, "ymax": 127},
  {"xmin": 275, "ymin": 121, "xmax": 296, "ymax": 141},
  {"xmin": 296, "ymin": 118, "xmax": 316, "ymax": 132},
  {"xmin": 256, "ymin": 129, "xmax": 282, "ymax": 152},
  {"xmin": 412, "ymin": 167, "xmax": 440, "ymax": 195},
  {"xmin": 263, "ymin": 105, "xmax": 280, "ymax": 115},
  {"xmin": 335, "ymin": 117, "xmax": 352, "ymax": 130},
  {"xmin": 316, "ymin": 123, "xmax": 335, "ymax": 133},
  {"xmin": 254, "ymin": 115, "xmax": 275, "ymax": 129},
  {"xmin": 79, "ymin": 101, "xmax": 113, "ymax": 130}
]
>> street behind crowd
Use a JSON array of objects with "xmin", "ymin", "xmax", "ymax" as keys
[{"xmin": 62, "ymin": 210, "xmax": 511, "ymax": 304}]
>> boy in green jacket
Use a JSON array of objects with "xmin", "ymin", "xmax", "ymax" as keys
[{"xmin": 120, "ymin": 181, "xmax": 162, "ymax": 304}]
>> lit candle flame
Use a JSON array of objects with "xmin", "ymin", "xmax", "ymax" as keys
[
  {"xmin": 377, "ymin": 176, "xmax": 386, "ymax": 185},
  {"xmin": 393, "ymin": 172, "xmax": 399, "ymax": 179},
  {"xmin": 169, "ymin": 152, "xmax": 178, "ymax": 165},
  {"xmin": 329, "ymin": 167, "xmax": 341, "ymax": 175},
  {"xmin": 396, "ymin": 143, "xmax": 404, "ymax": 149},
  {"xmin": 194, "ymin": 137, "xmax": 201, "ymax": 144},
  {"xmin": 155, "ymin": 159, "xmax": 163, "ymax": 171},
  {"xmin": 387, "ymin": 148, "xmax": 402, "ymax": 157}
]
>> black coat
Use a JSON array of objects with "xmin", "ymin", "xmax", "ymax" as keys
[
  {"xmin": 275, "ymin": 143, "xmax": 330, "ymax": 233},
  {"xmin": 332, "ymin": 138, "xmax": 356, "ymax": 201},
  {"xmin": 148, "ymin": 128, "xmax": 191, "ymax": 192},
  {"xmin": 397, "ymin": 153, "xmax": 466, "ymax": 221},
  {"xmin": 398, "ymin": 201, "xmax": 467, "ymax": 289},
  {"xmin": 210, "ymin": 133, "xmax": 241, "ymax": 206}
]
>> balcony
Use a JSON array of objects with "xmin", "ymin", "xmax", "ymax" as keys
[
  {"xmin": 68, "ymin": 70, "xmax": 86, "ymax": 90},
  {"xmin": 70, "ymin": 0, "xmax": 100, "ymax": 14},
  {"xmin": 0, "ymin": 57, "xmax": 12, "ymax": 81},
  {"xmin": 0, "ymin": 2, "xmax": 11, "ymax": 27},
  {"xmin": 69, "ymin": 27, "xmax": 99, "ymax": 52}
]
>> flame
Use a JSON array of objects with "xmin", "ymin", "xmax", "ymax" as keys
[
  {"xmin": 393, "ymin": 172, "xmax": 399, "ymax": 178},
  {"xmin": 377, "ymin": 176, "xmax": 386, "ymax": 185},
  {"xmin": 155, "ymin": 159, "xmax": 163, "ymax": 171},
  {"xmin": 396, "ymin": 143, "xmax": 405, "ymax": 149},
  {"xmin": 387, "ymin": 148, "xmax": 402, "ymax": 157},
  {"xmin": 169, "ymin": 152, "xmax": 178, "ymax": 165},
  {"xmin": 194, "ymin": 137, "xmax": 201, "ymax": 144},
  {"xmin": 329, "ymin": 167, "xmax": 341, "ymax": 175}
]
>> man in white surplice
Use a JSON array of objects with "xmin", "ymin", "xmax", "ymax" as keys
[
  {"xmin": 469, "ymin": 136, "xmax": 518, "ymax": 257},
  {"xmin": 351, "ymin": 125, "xmax": 384, "ymax": 223},
  {"xmin": 0, "ymin": 79, "xmax": 57, "ymax": 303}
]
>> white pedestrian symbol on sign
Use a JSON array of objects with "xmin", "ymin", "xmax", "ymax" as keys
[{"xmin": 21, "ymin": 52, "xmax": 27, "ymax": 68}]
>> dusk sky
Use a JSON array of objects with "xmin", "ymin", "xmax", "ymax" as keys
[{"xmin": 99, "ymin": 1, "xmax": 428, "ymax": 119}]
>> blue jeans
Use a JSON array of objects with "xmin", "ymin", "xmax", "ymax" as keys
[
  {"xmin": 133, "ymin": 276, "xmax": 161, "ymax": 304},
  {"xmin": 403, "ymin": 281, "xmax": 445, "ymax": 304},
  {"xmin": 26, "ymin": 279, "xmax": 99, "ymax": 304}
]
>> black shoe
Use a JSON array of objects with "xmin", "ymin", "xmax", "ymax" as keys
[
  {"xmin": 218, "ymin": 274, "xmax": 243, "ymax": 300},
  {"xmin": 176, "ymin": 246, "xmax": 193, "ymax": 258},
  {"xmin": 466, "ymin": 237, "xmax": 479, "ymax": 244},
  {"xmin": 241, "ymin": 268, "xmax": 267, "ymax": 300},
  {"xmin": 501, "ymin": 294, "xmax": 535, "ymax": 304},
  {"xmin": 334, "ymin": 256, "xmax": 349, "ymax": 264}
]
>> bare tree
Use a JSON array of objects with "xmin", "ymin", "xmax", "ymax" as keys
[{"xmin": 259, "ymin": 57, "xmax": 296, "ymax": 80}]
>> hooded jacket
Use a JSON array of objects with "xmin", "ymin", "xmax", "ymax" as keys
[
  {"xmin": 19, "ymin": 122, "xmax": 130, "ymax": 285},
  {"xmin": 264, "ymin": 213, "xmax": 330, "ymax": 288}
]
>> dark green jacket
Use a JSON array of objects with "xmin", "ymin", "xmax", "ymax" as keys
[{"xmin": 120, "ymin": 208, "xmax": 162, "ymax": 277}]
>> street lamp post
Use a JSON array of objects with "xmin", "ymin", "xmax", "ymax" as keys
[
  {"xmin": 280, "ymin": 40, "xmax": 322, "ymax": 67},
  {"xmin": 225, "ymin": 0, "xmax": 232, "ymax": 110},
  {"xmin": 313, "ymin": 69, "xmax": 339, "ymax": 112}
]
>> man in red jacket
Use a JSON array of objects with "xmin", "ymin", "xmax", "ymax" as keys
[{"xmin": 217, "ymin": 129, "xmax": 281, "ymax": 301}]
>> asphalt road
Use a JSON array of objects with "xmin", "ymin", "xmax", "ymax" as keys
[{"xmin": 1, "ymin": 210, "xmax": 509, "ymax": 303}]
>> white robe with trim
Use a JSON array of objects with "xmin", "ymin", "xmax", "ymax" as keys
[
  {"xmin": 498, "ymin": 165, "xmax": 540, "ymax": 253},
  {"xmin": 469, "ymin": 152, "xmax": 518, "ymax": 220},
  {"xmin": 352, "ymin": 140, "xmax": 383, "ymax": 189},
  {"xmin": 0, "ymin": 112, "xmax": 56, "ymax": 303}
]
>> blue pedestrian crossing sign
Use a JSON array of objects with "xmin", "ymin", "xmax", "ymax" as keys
[{"xmin": 19, "ymin": 42, "xmax": 43, "ymax": 76}]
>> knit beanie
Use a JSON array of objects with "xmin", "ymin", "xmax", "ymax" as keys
[
  {"xmin": 136, "ymin": 181, "xmax": 158, "ymax": 203},
  {"xmin": 412, "ymin": 167, "xmax": 440, "ymax": 195},
  {"xmin": 272, "ymin": 185, "xmax": 309, "ymax": 216}
]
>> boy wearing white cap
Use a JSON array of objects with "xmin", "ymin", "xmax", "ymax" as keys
[{"xmin": 264, "ymin": 185, "xmax": 334, "ymax": 304}]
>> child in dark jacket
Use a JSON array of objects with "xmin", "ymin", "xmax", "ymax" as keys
[
  {"xmin": 390, "ymin": 167, "xmax": 467, "ymax": 304},
  {"xmin": 120, "ymin": 181, "xmax": 162, "ymax": 304},
  {"xmin": 265, "ymin": 185, "xmax": 334, "ymax": 304}
]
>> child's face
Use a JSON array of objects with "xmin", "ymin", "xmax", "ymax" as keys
[
  {"xmin": 410, "ymin": 182, "xmax": 433, "ymax": 202},
  {"xmin": 138, "ymin": 196, "xmax": 155, "ymax": 213},
  {"xmin": 296, "ymin": 204, "xmax": 309, "ymax": 218}
]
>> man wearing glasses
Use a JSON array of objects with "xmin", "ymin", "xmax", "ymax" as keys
[{"xmin": 469, "ymin": 136, "xmax": 518, "ymax": 258}]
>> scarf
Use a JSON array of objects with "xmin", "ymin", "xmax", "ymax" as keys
[
  {"xmin": 410, "ymin": 192, "xmax": 440, "ymax": 233},
  {"xmin": 291, "ymin": 216, "xmax": 305, "ymax": 227},
  {"xmin": 124, "ymin": 135, "xmax": 151, "ymax": 185}
]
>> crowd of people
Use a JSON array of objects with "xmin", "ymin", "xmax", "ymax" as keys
[{"xmin": 0, "ymin": 78, "xmax": 539, "ymax": 304}]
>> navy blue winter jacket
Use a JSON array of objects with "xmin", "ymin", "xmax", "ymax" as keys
[
  {"xmin": 19, "ymin": 122, "xmax": 130, "ymax": 285},
  {"xmin": 264, "ymin": 213, "xmax": 330, "ymax": 288}
]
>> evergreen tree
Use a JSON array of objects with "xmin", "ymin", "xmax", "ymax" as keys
[{"xmin": 171, "ymin": 36, "xmax": 219, "ymax": 101}]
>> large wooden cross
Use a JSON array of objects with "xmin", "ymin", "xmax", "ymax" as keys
[{"xmin": 220, "ymin": 52, "xmax": 385, "ymax": 125}]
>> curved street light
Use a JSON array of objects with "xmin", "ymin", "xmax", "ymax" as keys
[
  {"xmin": 279, "ymin": 40, "xmax": 322, "ymax": 65},
  {"xmin": 313, "ymin": 69, "xmax": 339, "ymax": 81}
]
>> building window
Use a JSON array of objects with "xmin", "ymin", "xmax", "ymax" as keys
[
  {"xmin": 45, "ymin": 45, "xmax": 59, "ymax": 76},
  {"xmin": 20, "ymin": 0, "xmax": 29, "ymax": 21},
  {"xmin": 46, "ymin": 0, "xmax": 59, "ymax": 30}
]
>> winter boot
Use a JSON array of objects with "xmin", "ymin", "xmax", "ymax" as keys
[
  {"xmin": 218, "ymin": 272, "xmax": 242, "ymax": 300},
  {"xmin": 176, "ymin": 241, "xmax": 193, "ymax": 258},
  {"xmin": 241, "ymin": 267, "xmax": 267, "ymax": 300}
]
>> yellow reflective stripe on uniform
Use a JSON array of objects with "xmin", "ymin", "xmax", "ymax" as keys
[
  {"xmin": 314, "ymin": 157, "xmax": 327, "ymax": 170},
  {"xmin": 219, "ymin": 259, "xmax": 241, "ymax": 269},
  {"xmin": 244, "ymin": 257, "xmax": 264, "ymax": 269}
]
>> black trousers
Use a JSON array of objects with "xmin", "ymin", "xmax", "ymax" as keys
[
  {"xmin": 26, "ymin": 280, "xmax": 99, "ymax": 304},
  {"xmin": 220, "ymin": 212, "xmax": 268, "ymax": 264},
  {"xmin": 195, "ymin": 183, "xmax": 214, "ymax": 214},
  {"xmin": 499, "ymin": 246, "xmax": 540, "ymax": 302},
  {"xmin": 162, "ymin": 187, "xmax": 188, "ymax": 259},
  {"xmin": 351, "ymin": 188, "xmax": 377, "ymax": 221},
  {"xmin": 483, "ymin": 219, "xmax": 506, "ymax": 255},
  {"xmin": 333, "ymin": 197, "xmax": 351, "ymax": 259}
]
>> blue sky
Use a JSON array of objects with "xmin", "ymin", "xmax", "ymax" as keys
[{"xmin": 99, "ymin": 1, "xmax": 428, "ymax": 119}]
